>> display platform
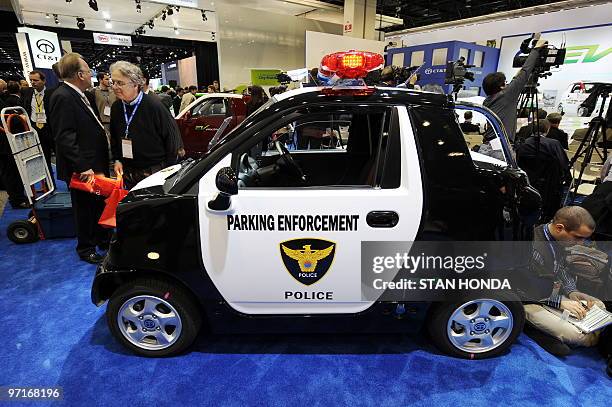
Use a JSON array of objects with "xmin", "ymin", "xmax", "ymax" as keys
[{"xmin": 0, "ymin": 184, "xmax": 610, "ymax": 406}]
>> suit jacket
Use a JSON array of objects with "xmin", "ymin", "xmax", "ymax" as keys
[
  {"xmin": 4, "ymin": 94, "xmax": 21, "ymax": 108},
  {"xmin": 547, "ymin": 126, "xmax": 569, "ymax": 150},
  {"xmin": 49, "ymin": 83, "xmax": 109, "ymax": 182}
]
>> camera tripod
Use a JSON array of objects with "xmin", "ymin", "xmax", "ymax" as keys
[
  {"xmin": 565, "ymin": 88, "xmax": 611, "ymax": 204},
  {"xmin": 515, "ymin": 70, "xmax": 552, "ymax": 150}
]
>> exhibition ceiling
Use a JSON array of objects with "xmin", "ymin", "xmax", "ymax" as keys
[{"xmin": 320, "ymin": 0, "xmax": 597, "ymax": 32}]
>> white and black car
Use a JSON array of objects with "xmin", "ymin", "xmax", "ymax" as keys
[{"xmin": 92, "ymin": 71, "xmax": 542, "ymax": 359}]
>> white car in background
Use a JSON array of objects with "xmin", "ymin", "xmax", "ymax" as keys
[{"xmin": 557, "ymin": 81, "xmax": 609, "ymax": 117}]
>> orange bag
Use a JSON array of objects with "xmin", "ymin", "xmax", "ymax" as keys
[
  {"xmin": 69, "ymin": 174, "xmax": 121, "ymax": 197},
  {"xmin": 98, "ymin": 179, "xmax": 129, "ymax": 228}
]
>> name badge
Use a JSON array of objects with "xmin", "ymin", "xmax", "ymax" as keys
[
  {"xmin": 122, "ymin": 139, "xmax": 134, "ymax": 159},
  {"xmin": 35, "ymin": 112, "xmax": 47, "ymax": 123},
  {"xmin": 103, "ymin": 105, "xmax": 111, "ymax": 116}
]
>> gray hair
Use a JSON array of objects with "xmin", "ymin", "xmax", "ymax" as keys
[{"xmin": 109, "ymin": 61, "xmax": 145, "ymax": 87}]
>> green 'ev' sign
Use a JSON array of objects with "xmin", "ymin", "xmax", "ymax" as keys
[{"xmin": 564, "ymin": 45, "xmax": 612, "ymax": 64}]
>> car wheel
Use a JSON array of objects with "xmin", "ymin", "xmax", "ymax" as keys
[
  {"xmin": 577, "ymin": 107, "xmax": 590, "ymax": 117},
  {"xmin": 106, "ymin": 278, "xmax": 202, "ymax": 357},
  {"xmin": 427, "ymin": 293, "xmax": 524, "ymax": 359},
  {"xmin": 7, "ymin": 220, "xmax": 39, "ymax": 244}
]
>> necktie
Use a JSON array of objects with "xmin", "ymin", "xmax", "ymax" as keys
[
  {"xmin": 35, "ymin": 93, "xmax": 44, "ymax": 129},
  {"xmin": 80, "ymin": 94, "xmax": 104, "ymax": 130}
]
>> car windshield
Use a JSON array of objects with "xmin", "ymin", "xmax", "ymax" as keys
[{"xmin": 208, "ymin": 97, "xmax": 276, "ymax": 152}]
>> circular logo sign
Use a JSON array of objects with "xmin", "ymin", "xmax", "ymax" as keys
[
  {"xmin": 474, "ymin": 322, "xmax": 487, "ymax": 332},
  {"xmin": 36, "ymin": 39, "xmax": 55, "ymax": 54},
  {"xmin": 143, "ymin": 319, "xmax": 156, "ymax": 329},
  {"xmin": 98, "ymin": 34, "xmax": 109, "ymax": 43},
  {"xmin": 424, "ymin": 68, "xmax": 432, "ymax": 74}
]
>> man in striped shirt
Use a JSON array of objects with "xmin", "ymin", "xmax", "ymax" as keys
[{"xmin": 524, "ymin": 206, "xmax": 606, "ymax": 355}]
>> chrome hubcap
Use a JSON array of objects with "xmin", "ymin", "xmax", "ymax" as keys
[
  {"xmin": 14, "ymin": 227, "xmax": 29, "ymax": 239},
  {"xmin": 117, "ymin": 295, "xmax": 182, "ymax": 350},
  {"xmin": 447, "ymin": 299, "xmax": 513, "ymax": 354}
]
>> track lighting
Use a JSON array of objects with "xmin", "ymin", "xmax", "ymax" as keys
[
  {"xmin": 45, "ymin": 13, "xmax": 50, "ymax": 19},
  {"xmin": 173, "ymin": 27, "xmax": 179, "ymax": 35},
  {"xmin": 201, "ymin": 10, "xmax": 207, "ymax": 22},
  {"xmin": 76, "ymin": 17, "xmax": 85, "ymax": 30},
  {"xmin": 167, "ymin": 6, "xmax": 173, "ymax": 16},
  {"xmin": 135, "ymin": 0, "xmax": 141, "ymax": 13},
  {"xmin": 88, "ymin": 0, "xmax": 98, "ymax": 11},
  {"xmin": 54, "ymin": 14, "xmax": 59, "ymax": 25},
  {"xmin": 161, "ymin": 10, "xmax": 167, "ymax": 21}
]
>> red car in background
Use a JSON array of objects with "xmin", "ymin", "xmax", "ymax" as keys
[{"xmin": 175, "ymin": 93, "xmax": 248, "ymax": 158}]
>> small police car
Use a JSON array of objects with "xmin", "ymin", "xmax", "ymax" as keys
[{"xmin": 92, "ymin": 52, "xmax": 541, "ymax": 359}]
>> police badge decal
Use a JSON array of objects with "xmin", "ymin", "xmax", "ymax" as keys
[{"xmin": 280, "ymin": 238, "xmax": 336, "ymax": 285}]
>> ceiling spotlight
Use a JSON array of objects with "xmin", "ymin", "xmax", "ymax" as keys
[
  {"xmin": 175, "ymin": 6, "xmax": 180, "ymax": 12},
  {"xmin": 54, "ymin": 14, "xmax": 59, "ymax": 24},
  {"xmin": 135, "ymin": 0, "xmax": 141, "ymax": 13},
  {"xmin": 88, "ymin": 0, "xmax": 98, "ymax": 11},
  {"xmin": 174, "ymin": 27, "xmax": 179, "ymax": 35},
  {"xmin": 65, "ymin": 0, "xmax": 72, "ymax": 3},
  {"xmin": 201, "ymin": 10, "xmax": 207, "ymax": 22},
  {"xmin": 148, "ymin": 20, "xmax": 154, "ymax": 29},
  {"xmin": 45, "ymin": 13, "xmax": 50, "ymax": 19},
  {"xmin": 105, "ymin": 20, "xmax": 112, "ymax": 29},
  {"xmin": 211, "ymin": 31, "xmax": 215, "ymax": 40},
  {"xmin": 76, "ymin": 17, "xmax": 85, "ymax": 30},
  {"xmin": 161, "ymin": 10, "xmax": 167, "ymax": 20},
  {"xmin": 167, "ymin": 6, "xmax": 173, "ymax": 16}
]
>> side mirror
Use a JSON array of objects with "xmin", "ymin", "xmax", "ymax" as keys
[{"xmin": 208, "ymin": 167, "xmax": 237, "ymax": 211}]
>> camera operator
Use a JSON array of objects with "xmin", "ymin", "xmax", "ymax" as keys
[{"xmin": 483, "ymin": 33, "xmax": 547, "ymax": 142}]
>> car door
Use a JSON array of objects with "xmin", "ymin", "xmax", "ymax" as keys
[
  {"xmin": 182, "ymin": 97, "xmax": 229, "ymax": 157},
  {"xmin": 196, "ymin": 105, "xmax": 424, "ymax": 315}
]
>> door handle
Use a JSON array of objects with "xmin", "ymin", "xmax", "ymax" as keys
[{"xmin": 367, "ymin": 211, "xmax": 399, "ymax": 228}]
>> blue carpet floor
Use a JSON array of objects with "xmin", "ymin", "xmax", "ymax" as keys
[{"xmin": 0, "ymin": 185, "xmax": 610, "ymax": 406}]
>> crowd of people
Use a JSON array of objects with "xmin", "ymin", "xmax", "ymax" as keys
[{"xmin": 0, "ymin": 52, "xmax": 222, "ymax": 264}]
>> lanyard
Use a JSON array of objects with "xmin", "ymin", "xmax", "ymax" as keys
[
  {"xmin": 122, "ymin": 91, "xmax": 143, "ymax": 138},
  {"xmin": 542, "ymin": 223, "xmax": 558, "ymax": 269}
]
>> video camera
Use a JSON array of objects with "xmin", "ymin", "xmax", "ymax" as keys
[
  {"xmin": 512, "ymin": 34, "xmax": 566, "ymax": 72},
  {"xmin": 444, "ymin": 57, "xmax": 475, "ymax": 98},
  {"xmin": 276, "ymin": 72, "xmax": 292, "ymax": 85},
  {"xmin": 379, "ymin": 65, "xmax": 421, "ymax": 85}
]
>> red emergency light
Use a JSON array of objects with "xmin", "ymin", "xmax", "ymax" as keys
[{"xmin": 320, "ymin": 50, "xmax": 384, "ymax": 79}]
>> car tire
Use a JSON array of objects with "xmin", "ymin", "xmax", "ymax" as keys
[
  {"xmin": 106, "ymin": 278, "xmax": 202, "ymax": 357},
  {"xmin": 427, "ymin": 292, "xmax": 524, "ymax": 359},
  {"xmin": 578, "ymin": 107, "xmax": 590, "ymax": 117},
  {"xmin": 7, "ymin": 220, "xmax": 39, "ymax": 244}
]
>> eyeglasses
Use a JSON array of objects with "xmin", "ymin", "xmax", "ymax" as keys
[{"xmin": 110, "ymin": 80, "xmax": 133, "ymax": 88}]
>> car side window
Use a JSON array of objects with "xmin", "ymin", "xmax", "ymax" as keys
[
  {"xmin": 191, "ymin": 98, "xmax": 226, "ymax": 117},
  {"xmin": 232, "ymin": 106, "xmax": 400, "ymax": 189},
  {"xmin": 455, "ymin": 107, "xmax": 508, "ymax": 165}
]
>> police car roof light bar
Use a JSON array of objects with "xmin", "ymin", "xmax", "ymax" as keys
[{"xmin": 320, "ymin": 50, "xmax": 384, "ymax": 80}]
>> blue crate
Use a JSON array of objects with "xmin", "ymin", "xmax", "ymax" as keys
[{"xmin": 34, "ymin": 191, "xmax": 76, "ymax": 239}]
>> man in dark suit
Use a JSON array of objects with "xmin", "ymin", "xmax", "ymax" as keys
[
  {"xmin": 49, "ymin": 53, "xmax": 110, "ymax": 264},
  {"xmin": 546, "ymin": 112, "xmax": 569, "ymax": 150},
  {"xmin": 21, "ymin": 70, "xmax": 55, "ymax": 183},
  {"xmin": 459, "ymin": 111, "xmax": 481, "ymax": 133},
  {"xmin": 4, "ymin": 81, "xmax": 22, "ymax": 107}
]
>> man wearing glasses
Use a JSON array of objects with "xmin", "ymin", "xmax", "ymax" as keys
[{"xmin": 49, "ymin": 52, "xmax": 110, "ymax": 265}]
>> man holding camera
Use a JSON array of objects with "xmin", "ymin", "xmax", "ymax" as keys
[{"xmin": 482, "ymin": 33, "xmax": 547, "ymax": 142}]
